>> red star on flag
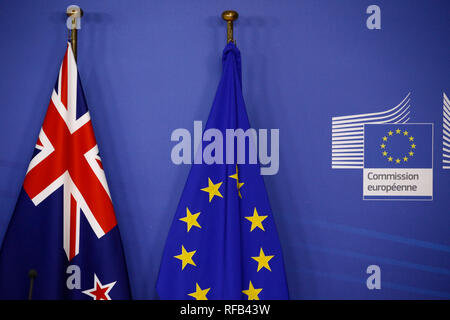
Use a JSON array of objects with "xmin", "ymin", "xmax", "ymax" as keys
[{"xmin": 82, "ymin": 274, "xmax": 116, "ymax": 300}]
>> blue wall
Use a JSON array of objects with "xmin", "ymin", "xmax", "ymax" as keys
[{"xmin": 0, "ymin": 0, "xmax": 449, "ymax": 299}]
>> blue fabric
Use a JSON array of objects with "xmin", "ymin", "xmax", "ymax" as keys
[{"xmin": 156, "ymin": 43, "xmax": 289, "ymax": 300}]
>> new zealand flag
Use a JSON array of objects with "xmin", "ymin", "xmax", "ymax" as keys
[{"xmin": 0, "ymin": 43, "xmax": 131, "ymax": 299}]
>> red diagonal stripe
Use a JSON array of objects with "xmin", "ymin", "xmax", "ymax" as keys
[{"xmin": 60, "ymin": 48, "xmax": 68, "ymax": 109}]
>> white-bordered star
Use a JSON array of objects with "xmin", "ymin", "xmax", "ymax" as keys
[{"xmin": 82, "ymin": 274, "xmax": 117, "ymax": 300}]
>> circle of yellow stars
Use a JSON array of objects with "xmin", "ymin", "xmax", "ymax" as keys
[
  {"xmin": 381, "ymin": 128, "xmax": 416, "ymax": 164},
  {"xmin": 172, "ymin": 165, "xmax": 276, "ymax": 300}
]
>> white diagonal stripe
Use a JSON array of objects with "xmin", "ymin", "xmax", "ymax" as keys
[
  {"xmin": 332, "ymin": 157, "xmax": 364, "ymax": 161},
  {"xmin": 332, "ymin": 131, "xmax": 364, "ymax": 137},
  {"xmin": 332, "ymin": 165, "xmax": 364, "ymax": 169},
  {"xmin": 332, "ymin": 161, "xmax": 364, "ymax": 165},
  {"xmin": 332, "ymin": 135, "xmax": 364, "ymax": 141},
  {"xmin": 331, "ymin": 126, "xmax": 364, "ymax": 133}
]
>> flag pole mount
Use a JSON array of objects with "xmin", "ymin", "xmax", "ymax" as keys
[
  {"xmin": 66, "ymin": 5, "xmax": 83, "ymax": 62},
  {"xmin": 222, "ymin": 10, "xmax": 238, "ymax": 44}
]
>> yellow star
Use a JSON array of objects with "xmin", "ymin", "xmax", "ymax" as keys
[
  {"xmin": 411, "ymin": 144, "xmax": 416, "ymax": 149},
  {"xmin": 382, "ymin": 136, "xmax": 388, "ymax": 141},
  {"xmin": 409, "ymin": 151, "xmax": 414, "ymax": 156},
  {"xmin": 242, "ymin": 281, "xmax": 262, "ymax": 300},
  {"xmin": 188, "ymin": 283, "xmax": 210, "ymax": 300},
  {"xmin": 403, "ymin": 156, "xmax": 408, "ymax": 162},
  {"xmin": 245, "ymin": 208, "xmax": 268, "ymax": 232},
  {"xmin": 409, "ymin": 136, "xmax": 414, "ymax": 141},
  {"xmin": 251, "ymin": 248, "xmax": 274, "ymax": 272},
  {"xmin": 403, "ymin": 130, "xmax": 408, "ymax": 136},
  {"xmin": 201, "ymin": 178, "xmax": 223, "ymax": 202},
  {"xmin": 380, "ymin": 143, "xmax": 386, "ymax": 149},
  {"xmin": 396, "ymin": 129, "xmax": 401, "ymax": 134},
  {"xmin": 229, "ymin": 165, "xmax": 244, "ymax": 198},
  {"xmin": 388, "ymin": 156, "xmax": 393, "ymax": 162},
  {"xmin": 179, "ymin": 208, "xmax": 201, "ymax": 232},
  {"xmin": 382, "ymin": 151, "xmax": 388, "ymax": 156},
  {"xmin": 174, "ymin": 245, "xmax": 196, "ymax": 270},
  {"xmin": 395, "ymin": 158, "xmax": 401, "ymax": 164},
  {"xmin": 388, "ymin": 130, "xmax": 393, "ymax": 136}
]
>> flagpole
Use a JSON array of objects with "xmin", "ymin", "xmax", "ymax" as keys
[
  {"xmin": 66, "ymin": 5, "xmax": 83, "ymax": 62},
  {"xmin": 222, "ymin": 10, "xmax": 239, "ymax": 44}
]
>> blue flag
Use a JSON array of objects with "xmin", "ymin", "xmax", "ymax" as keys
[
  {"xmin": 364, "ymin": 124, "xmax": 433, "ymax": 169},
  {"xmin": 0, "ymin": 44, "xmax": 131, "ymax": 300},
  {"xmin": 156, "ymin": 43, "xmax": 289, "ymax": 300}
]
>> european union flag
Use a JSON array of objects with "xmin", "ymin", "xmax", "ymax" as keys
[
  {"xmin": 156, "ymin": 43, "xmax": 289, "ymax": 300},
  {"xmin": 364, "ymin": 124, "xmax": 433, "ymax": 169}
]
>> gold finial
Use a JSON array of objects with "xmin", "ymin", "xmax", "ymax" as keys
[
  {"xmin": 66, "ymin": 5, "xmax": 84, "ymax": 61},
  {"xmin": 221, "ymin": 10, "xmax": 239, "ymax": 44}
]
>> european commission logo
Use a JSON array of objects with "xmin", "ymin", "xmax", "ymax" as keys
[
  {"xmin": 331, "ymin": 93, "xmax": 434, "ymax": 201},
  {"xmin": 363, "ymin": 123, "xmax": 433, "ymax": 200}
]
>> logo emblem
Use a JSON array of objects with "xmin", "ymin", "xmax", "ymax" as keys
[
  {"xmin": 363, "ymin": 124, "xmax": 433, "ymax": 200},
  {"xmin": 331, "ymin": 93, "xmax": 435, "ymax": 201}
]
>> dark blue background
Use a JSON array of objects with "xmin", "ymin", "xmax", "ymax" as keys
[{"xmin": 0, "ymin": 0, "xmax": 449, "ymax": 299}]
